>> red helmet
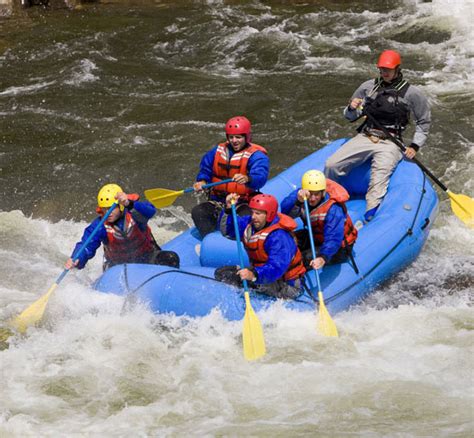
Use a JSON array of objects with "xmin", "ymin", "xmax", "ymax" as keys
[
  {"xmin": 377, "ymin": 50, "xmax": 402, "ymax": 69},
  {"xmin": 225, "ymin": 116, "xmax": 252, "ymax": 142},
  {"xmin": 249, "ymin": 194, "xmax": 278, "ymax": 222}
]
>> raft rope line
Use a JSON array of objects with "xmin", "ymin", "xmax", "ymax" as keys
[
  {"xmin": 120, "ymin": 263, "xmax": 135, "ymax": 314},
  {"xmin": 122, "ymin": 264, "xmax": 235, "ymax": 297},
  {"xmin": 322, "ymin": 171, "xmax": 428, "ymax": 305}
]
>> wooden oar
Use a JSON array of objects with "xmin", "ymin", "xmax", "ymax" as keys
[
  {"xmin": 230, "ymin": 200, "xmax": 266, "ymax": 361},
  {"xmin": 145, "ymin": 179, "xmax": 233, "ymax": 209},
  {"xmin": 363, "ymin": 112, "xmax": 473, "ymax": 228},
  {"xmin": 9, "ymin": 203, "xmax": 118, "ymax": 334},
  {"xmin": 303, "ymin": 198, "xmax": 339, "ymax": 337}
]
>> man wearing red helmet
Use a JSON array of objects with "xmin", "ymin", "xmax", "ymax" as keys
[
  {"xmin": 325, "ymin": 49, "xmax": 431, "ymax": 222},
  {"xmin": 215, "ymin": 193, "xmax": 306, "ymax": 299},
  {"xmin": 191, "ymin": 116, "xmax": 270, "ymax": 237}
]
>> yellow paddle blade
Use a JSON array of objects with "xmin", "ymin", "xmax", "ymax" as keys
[
  {"xmin": 9, "ymin": 284, "xmax": 57, "ymax": 334},
  {"xmin": 447, "ymin": 190, "xmax": 474, "ymax": 228},
  {"xmin": 144, "ymin": 188, "xmax": 185, "ymax": 209},
  {"xmin": 242, "ymin": 291, "xmax": 266, "ymax": 361},
  {"xmin": 317, "ymin": 291, "xmax": 339, "ymax": 337}
]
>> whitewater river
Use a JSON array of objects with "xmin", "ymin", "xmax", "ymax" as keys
[{"xmin": 1, "ymin": 0, "xmax": 473, "ymax": 436}]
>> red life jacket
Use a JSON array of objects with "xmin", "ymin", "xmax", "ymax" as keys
[
  {"xmin": 211, "ymin": 142, "xmax": 267, "ymax": 201},
  {"xmin": 103, "ymin": 211, "xmax": 157, "ymax": 266},
  {"xmin": 243, "ymin": 213, "xmax": 306, "ymax": 281},
  {"xmin": 307, "ymin": 179, "xmax": 358, "ymax": 248}
]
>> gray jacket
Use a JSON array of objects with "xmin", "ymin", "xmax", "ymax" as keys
[{"xmin": 344, "ymin": 78, "xmax": 431, "ymax": 148}]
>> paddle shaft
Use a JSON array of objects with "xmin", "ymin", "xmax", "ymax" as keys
[
  {"xmin": 230, "ymin": 201, "xmax": 250, "ymax": 291},
  {"xmin": 188, "ymin": 178, "xmax": 234, "ymax": 193},
  {"xmin": 57, "ymin": 203, "xmax": 118, "ymax": 285},
  {"xmin": 363, "ymin": 112, "xmax": 449, "ymax": 192},
  {"xmin": 11, "ymin": 202, "xmax": 119, "ymax": 332},
  {"xmin": 303, "ymin": 199, "xmax": 338, "ymax": 337},
  {"xmin": 230, "ymin": 200, "xmax": 267, "ymax": 359},
  {"xmin": 303, "ymin": 198, "xmax": 323, "ymax": 292},
  {"xmin": 361, "ymin": 111, "xmax": 473, "ymax": 228}
]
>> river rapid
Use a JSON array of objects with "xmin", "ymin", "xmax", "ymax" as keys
[{"xmin": 1, "ymin": 0, "xmax": 473, "ymax": 436}]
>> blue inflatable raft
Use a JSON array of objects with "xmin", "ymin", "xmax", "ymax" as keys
[{"xmin": 94, "ymin": 138, "xmax": 439, "ymax": 320}]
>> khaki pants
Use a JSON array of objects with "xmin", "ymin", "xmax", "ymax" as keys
[{"xmin": 325, "ymin": 134, "xmax": 403, "ymax": 211}]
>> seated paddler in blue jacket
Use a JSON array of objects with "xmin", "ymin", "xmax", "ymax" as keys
[
  {"xmin": 191, "ymin": 116, "xmax": 270, "ymax": 238},
  {"xmin": 65, "ymin": 183, "xmax": 180, "ymax": 272},
  {"xmin": 280, "ymin": 170, "xmax": 358, "ymax": 271},
  {"xmin": 215, "ymin": 193, "xmax": 306, "ymax": 299}
]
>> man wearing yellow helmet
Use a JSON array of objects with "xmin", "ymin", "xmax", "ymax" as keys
[
  {"xmin": 65, "ymin": 183, "xmax": 179, "ymax": 271},
  {"xmin": 281, "ymin": 170, "xmax": 357, "ymax": 270}
]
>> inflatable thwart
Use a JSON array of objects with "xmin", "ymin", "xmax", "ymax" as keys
[{"xmin": 94, "ymin": 138, "xmax": 439, "ymax": 320}]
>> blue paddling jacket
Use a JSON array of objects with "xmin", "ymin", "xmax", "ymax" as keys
[
  {"xmin": 70, "ymin": 200, "xmax": 156, "ymax": 269},
  {"xmin": 196, "ymin": 143, "xmax": 269, "ymax": 201},
  {"xmin": 281, "ymin": 189, "xmax": 346, "ymax": 262},
  {"xmin": 220, "ymin": 213, "xmax": 300, "ymax": 285}
]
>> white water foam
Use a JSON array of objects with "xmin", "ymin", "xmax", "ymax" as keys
[
  {"xmin": 2, "ymin": 281, "xmax": 472, "ymax": 436},
  {"xmin": 64, "ymin": 59, "xmax": 99, "ymax": 86},
  {"xmin": 187, "ymin": 0, "xmax": 474, "ymax": 95},
  {"xmin": 0, "ymin": 81, "xmax": 56, "ymax": 97},
  {"xmin": 1, "ymin": 187, "xmax": 472, "ymax": 436}
]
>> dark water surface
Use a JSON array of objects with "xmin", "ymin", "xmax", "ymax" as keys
[{"xmin": 1, "ymin": 0, "xmax": 472, "ymax": 221}]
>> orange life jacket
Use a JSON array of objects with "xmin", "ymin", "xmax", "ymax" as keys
[
  {"xmin": 243, "ymin": 213, "xmax": 306, "ymax": 281},
  {"xmin": 103, "ymin": 211, "xmax": 157, "ymax": 266},
  {"xmin": 211, "ymin": 142, "xmax": 267, "ymax": 201},
  {"xmin": 306, "ymin": 179, "xmax": 358, "ymax": 247}
]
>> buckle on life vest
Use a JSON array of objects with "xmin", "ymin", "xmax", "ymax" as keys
[
  {"xmin": 364, "ymin": 127, "xmax": 399, "ymax": 143},
  {"xmin": 364, "ymin": 128, "xmax": 385, "ymax": 142}
]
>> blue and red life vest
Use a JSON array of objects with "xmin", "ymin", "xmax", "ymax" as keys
[
  {"xmin": 103, "ymin": 211, "xmax": 157, "ymax": 266},
  {"xmin": 211, "ymin": 142, "xmax": 267, "ymax": 201},
  {"xmin": 305, "ymin": 180, "xmax": 357, "ymax": 248}
]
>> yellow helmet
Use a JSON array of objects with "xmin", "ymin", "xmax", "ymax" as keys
[
  {"xmin": 301, "ymin": 170, "xmax": 326, "ymax": 191},
  {"xmin": 97, "ymin": 183, "xmax": 123, "ymax": 208}
]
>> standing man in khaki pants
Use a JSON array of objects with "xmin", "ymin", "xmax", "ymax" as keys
[{"xmin": 325, "ymin": 50, "xmax": 431, "ymax": 222}]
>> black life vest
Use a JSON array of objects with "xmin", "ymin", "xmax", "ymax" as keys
[{"xmin": 364, "ymin": 77, "xmax": 410, "ymax": 132}]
